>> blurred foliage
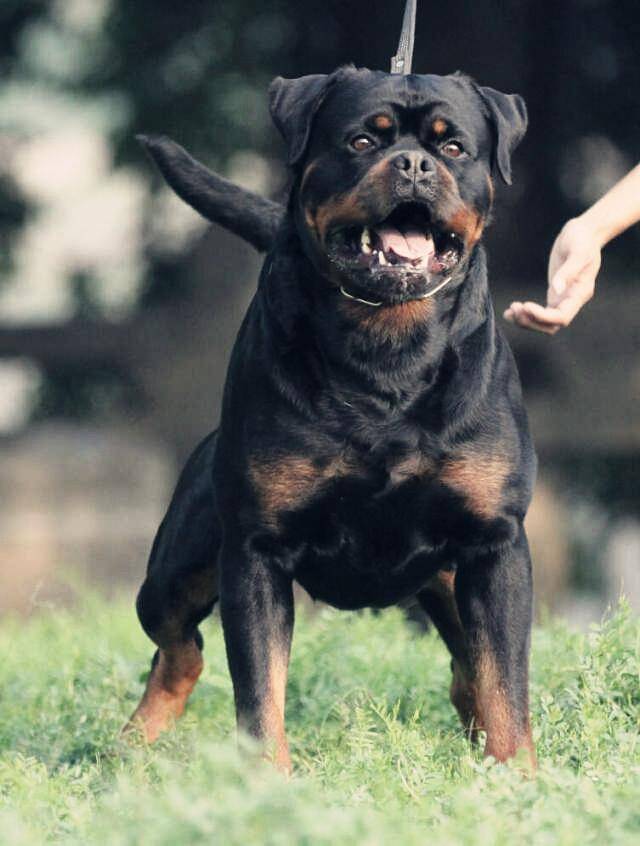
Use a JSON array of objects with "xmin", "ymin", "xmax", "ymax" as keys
[
  {"xmin": 31, "ymin": 364, "xmax": 138, "ymax": 422},
  {"xmin": 549, "ymin": 452, "xmax": 640, "ymax": 595},
  {"xmin": 0, "ymin": 1, "xmax": 639, "ymax": 419},
  {"xmin": 557, "ymin": 453, "xmax": 640, "ymax": 517},
  {"xmin": 0, "ymin": 176, "xmax": 28, "ymax": 283},
  {"xmin": 1, "ymin": 0, "xmax": 638, "ymax": 288}
]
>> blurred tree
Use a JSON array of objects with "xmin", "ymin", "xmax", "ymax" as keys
[{"xmin": 0, "ymin": 0, "xmax": 638, "ymax": 425}]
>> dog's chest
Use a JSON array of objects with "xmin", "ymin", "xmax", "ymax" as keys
[
  {"xmin": 249, "ymin": 442, "xmax": 510, "ymax": 606},
  {"xmin": 251, "ymin": 441, "xmax": 508, "ymax": 524}
]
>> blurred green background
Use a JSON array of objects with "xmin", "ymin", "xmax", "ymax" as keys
[{"xmin": 0, "ymin": 0, "xmax": 638, "ymax": 621}]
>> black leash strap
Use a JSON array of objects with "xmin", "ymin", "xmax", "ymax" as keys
[{"xmin": 390, "ymin": 0, "xmax": 417, "ymax": 74}]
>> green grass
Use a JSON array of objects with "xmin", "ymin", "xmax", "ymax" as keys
[{"xmin": 0, "ymin": 594, "xmax": 638, "ymax": 845}]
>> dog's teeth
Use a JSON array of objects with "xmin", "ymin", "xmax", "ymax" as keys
[
  {"xmin": 378, "ymin": 251, "xmax": 388, "ymax": 266},
  {"xmin": 360, "ymin": 227, "xmax": 372, "ymax": 254}
]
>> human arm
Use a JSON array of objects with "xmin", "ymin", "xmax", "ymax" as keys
[{"xmin": 504, "ymin": 163, "xmax": 640, "ymax": 334}]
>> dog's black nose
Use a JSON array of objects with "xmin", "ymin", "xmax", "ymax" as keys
[{"xmin": 392, "ymin": 151, "xmax": 433, "ymax": 177}]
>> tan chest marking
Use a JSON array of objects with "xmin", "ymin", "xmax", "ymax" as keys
[
  {"xmin": 340, "ymin": 297, "xmax": 436, "ymax": 342},
  {"xmin": 251, "ymin": 446, "xmax": 509, "ymax": 529},
  {"xmin": 249, "ymin": 453, "xmax": 355, "ymax": 529},
  {"xmin": 439, "ymin": 451, "xmax": 509, "ymax": 520}
]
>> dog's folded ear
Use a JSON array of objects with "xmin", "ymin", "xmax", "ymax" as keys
[
  {"xmin": 269, "ymin": 74, "xmax": 333, "ymax": 167},
  {"xmin": 475, "ymin": 86, "xmax": 528, "ymax": 185}
]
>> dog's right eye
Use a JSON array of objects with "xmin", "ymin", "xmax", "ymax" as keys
[{"xmin": 351, "ymin": 135, "xmax": 375, "ymax": 152}]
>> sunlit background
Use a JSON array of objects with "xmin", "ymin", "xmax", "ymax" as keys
[{"xmin": 1, "ymin": 0, "xmax": 638, "ymax": 623}]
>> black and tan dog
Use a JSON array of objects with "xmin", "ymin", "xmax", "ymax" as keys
[{"xmin": 127, "ymin": 66, "xmax": 536, "ymax": 772}]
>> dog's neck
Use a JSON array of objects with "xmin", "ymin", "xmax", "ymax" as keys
[{"xmin": 260, "ymin": 216, "xmax": 494, "ymax": 407}]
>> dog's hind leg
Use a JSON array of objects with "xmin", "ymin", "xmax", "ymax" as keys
[
  {"xmin": 124, "ymin": 432, "xmax": 221, "ymax": 742},
  {"xmin": 417, "ymin": 568, "xmax": 481, "ymax": 741}
]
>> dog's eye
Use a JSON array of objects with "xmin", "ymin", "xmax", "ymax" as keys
[
  {"xmin": 442, "ymin": 141, "xmax": 465, "ymax": 159},
  {"xmin": 351, "ymin": 135, "xmax": 375, "ymax": 152}
]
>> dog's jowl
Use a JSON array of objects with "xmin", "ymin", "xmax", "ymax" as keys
[{"xmin": 127, "ymin": 67, "xmax": 537, "ymax": 772}]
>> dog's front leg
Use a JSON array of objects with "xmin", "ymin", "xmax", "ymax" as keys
[
  {"xmin": 455, "ymin": 524, "xmax": 536, "ymax": 769},
  {"xmin": 219, "ymin": 540, "xmax": 294, "ymax": 774}
]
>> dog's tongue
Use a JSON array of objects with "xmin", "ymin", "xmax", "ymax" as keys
[{"xmin": 374, "ymin": 224, "xmax": 433, "ymax": 261}]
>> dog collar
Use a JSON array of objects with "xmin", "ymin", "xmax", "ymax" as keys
[
  {"xmin": 339, "ymin": 286, "xmax": 382, "ymax": 307},
  {"xmin": 339, "ymin": 275, "xmax": 453, "ymax": 308}
]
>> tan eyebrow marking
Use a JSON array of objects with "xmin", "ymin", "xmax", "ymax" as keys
[
  {"xmin": 432, "ymin": 117, "xmax": 448, "ymax": 137},
  {"xmin": 372, "ymin": 114, "xmax": 394, "ymax": 130}
]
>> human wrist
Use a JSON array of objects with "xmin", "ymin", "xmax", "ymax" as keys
[{"xmin": 571, "ymin": 208, "xmax": 611, "ymax": 249}]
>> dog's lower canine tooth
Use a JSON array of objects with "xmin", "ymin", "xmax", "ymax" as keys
[
  {"xmin": 361, "ymin": 227, "xmax": 372, "ymax": 254},
  {"xmin": 379, "ymin": 251, "xmax": 388, "ymax": 266}
]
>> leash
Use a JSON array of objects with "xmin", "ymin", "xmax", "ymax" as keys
[
  {"xmin": 337, "ymin": 1, "xmax": 434, "ymax": 309},
  {"xmin": 390, "ymin": 0, "xmax": 417, "ymax": 74}
]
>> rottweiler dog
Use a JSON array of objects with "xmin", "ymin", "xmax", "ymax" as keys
[{"xmin": 127, "ymin": 66, "xmax": 536, "ymax": 772}]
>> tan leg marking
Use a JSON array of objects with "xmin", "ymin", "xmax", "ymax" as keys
[
  {"xmin": 237, "ymin": 640, "xmax": 292, "ymax": 774},
  {"xmin": 447, "ymin": 644, "xmax": 535, "ymax": 766},
  {"xmin": 450, "ymin": 658, "xmax": 482, "ymax": 742},
  {"xmin": 123, "ymin": 640, "xmax": 204, "ymax": 742},
  {"xmin": 260, "ymin": 644, "xmax": 291, "ymax": 773},
  {"xmin": 474, "ymin": 650, "xmax": 535, "ymax": 769},
  {"xmin": 423, "ymin": 570, "xmax": 481, "ymax": 738}
]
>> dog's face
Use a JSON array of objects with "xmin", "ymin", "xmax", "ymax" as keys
[{"xmin": 270, "ymin": 67, "xmax": 527, "ymax": 305}]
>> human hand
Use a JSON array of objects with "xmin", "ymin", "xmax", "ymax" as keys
[{"xmin": 504, "ymin": 217, "xmax": 602, "ymax": 334}]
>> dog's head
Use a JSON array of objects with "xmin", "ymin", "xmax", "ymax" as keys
[{"xmin": 270, "ymin": 67, "xmax": 526, "ymax": 305}]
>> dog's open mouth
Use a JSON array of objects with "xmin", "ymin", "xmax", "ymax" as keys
[{"xmin": 327, "ymin": 202, "xmax": 463, "ymax": 276}]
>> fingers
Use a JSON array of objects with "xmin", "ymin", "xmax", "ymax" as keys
[
  {"xmin": 506, "ymin": 216, "xmax": 601, "ymax": 336},
  {"xmin": 505, "ymin": 277, "xmax": 590, "ymax": 333},
  {"xmin": 522, "ymin": 301, "xmax": 573, "ymax": 326},
  {"xmin": 503, "ymin": 302, "xmax": 560, "ymax": 335}
]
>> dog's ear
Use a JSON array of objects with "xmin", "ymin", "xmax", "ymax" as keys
[
  {"xmin": 476, "ymin": 86, "xmax": 528, "ymax": 185},
  {"xmin": 269, "ymin": 74, "xmax": 332, "ymax": 167}
]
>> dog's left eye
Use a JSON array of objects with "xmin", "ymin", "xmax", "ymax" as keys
[
  {"xmin": 351, "ymin": 135, "xmax": 376, "ymax": 152},
  {"xmin": 442, "ymin": 141, "xmax": 465, "ymax": 159}
]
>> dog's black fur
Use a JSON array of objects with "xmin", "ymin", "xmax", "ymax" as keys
[{"xmin": 129, "ymin": 66, "xmax": 536, "ymax": 771}]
